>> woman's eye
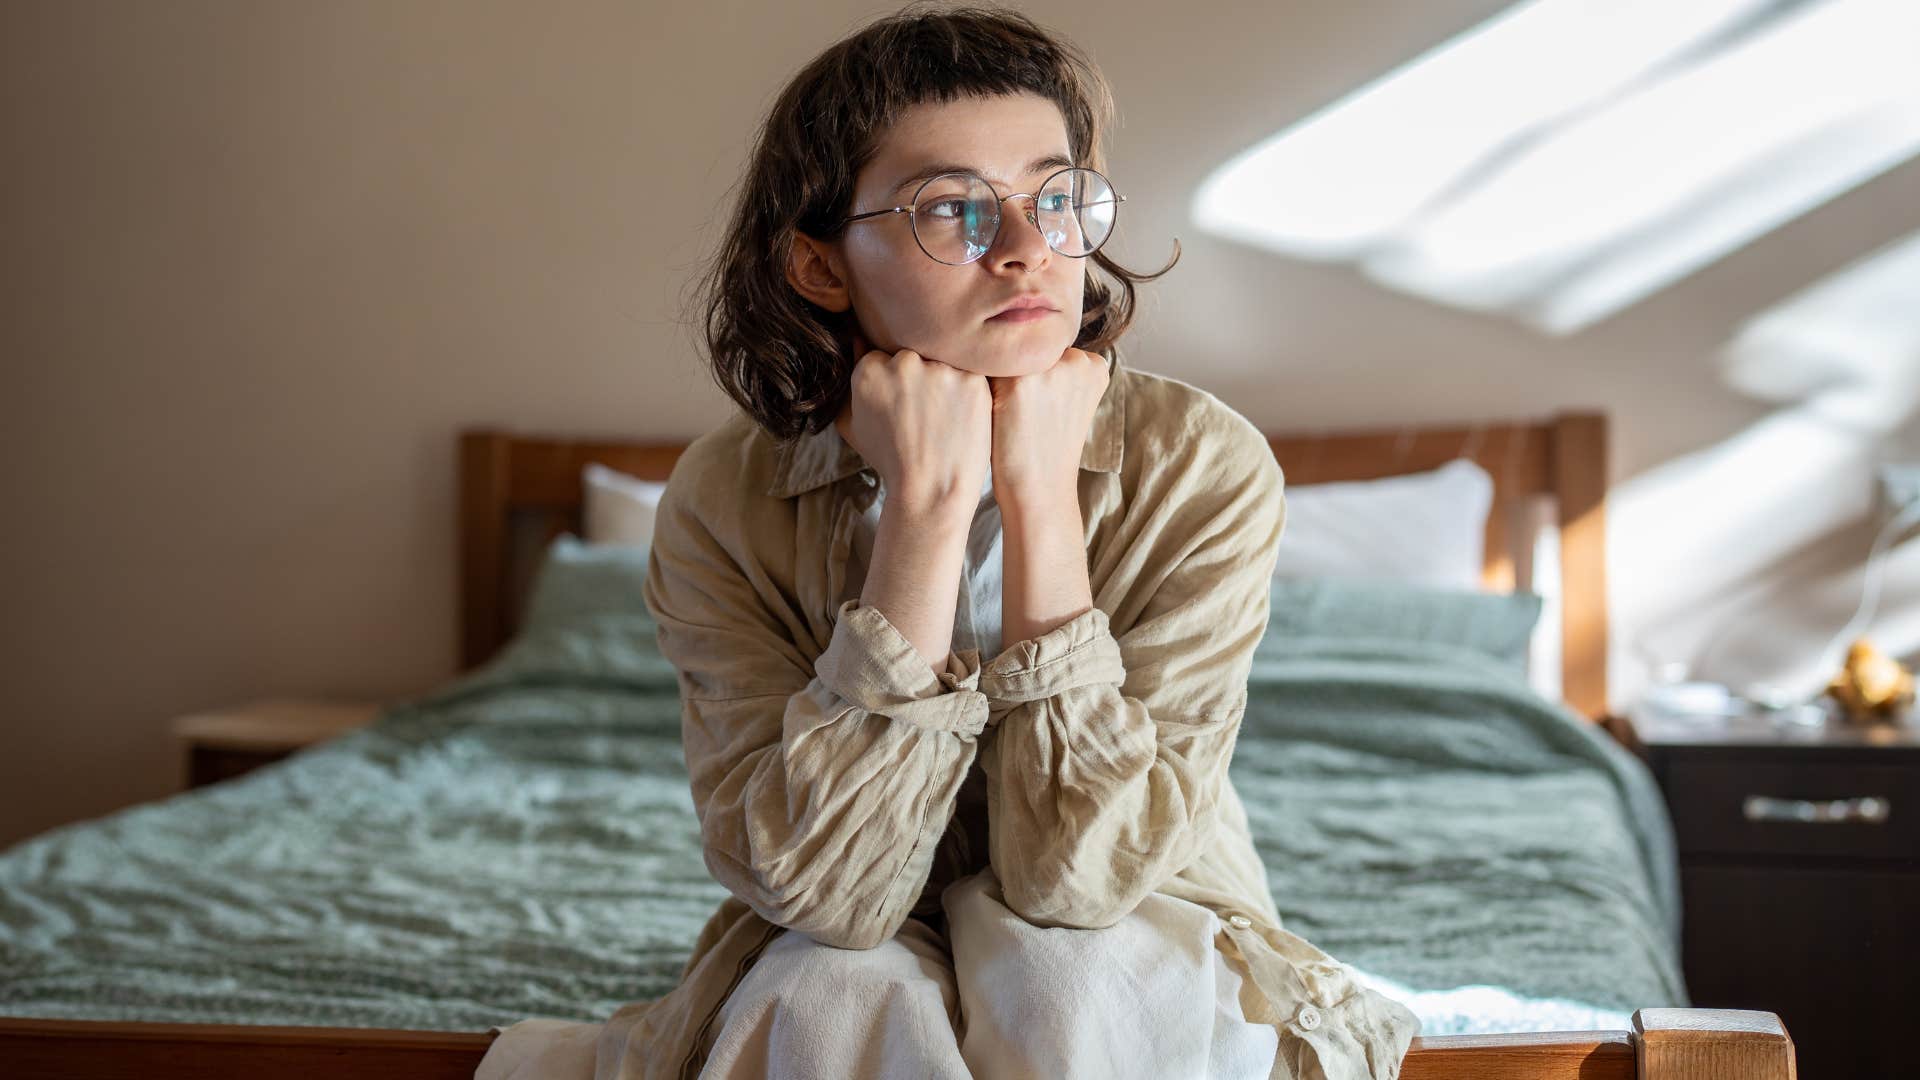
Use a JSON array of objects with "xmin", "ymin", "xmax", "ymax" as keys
[
  {"xmin": 924, "ymin": 198, "xmax": 972, "ymax": 219},
  {"xmin": 1039, "ymin": 193, "xmax": 1072, "ymax": 212}
]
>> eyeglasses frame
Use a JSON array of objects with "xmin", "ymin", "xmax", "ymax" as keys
[{"xmin": 832, "ymin": 166, "xmax": 1126, "ymax": 265}]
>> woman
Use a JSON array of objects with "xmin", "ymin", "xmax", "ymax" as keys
[{"xmin": 479, "ymin": 5, "xmax": 1418, "ymax": 1078}]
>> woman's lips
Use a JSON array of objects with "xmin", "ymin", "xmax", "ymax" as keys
[{"xmin": 987, "ymin": 306, "xmax": 1055, "ymax": 323}]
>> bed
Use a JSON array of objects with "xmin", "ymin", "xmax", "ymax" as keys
[{"xmin": 0, "ymin": 410, "xmax": 1796, "ymax": 1079}]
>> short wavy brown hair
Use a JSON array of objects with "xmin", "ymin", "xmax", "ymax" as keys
[{"xmin": 688, "ymin": 2, "xmax": 1179, "ymax": 442}]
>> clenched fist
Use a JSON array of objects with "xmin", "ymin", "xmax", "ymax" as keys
[
  {"xmin": 833, "ymin": 330, "xmax": 992, "ymax": 518},
  {"xmin": 987, "ymin": 347, "xmax": 1110, "ymax": 515}
]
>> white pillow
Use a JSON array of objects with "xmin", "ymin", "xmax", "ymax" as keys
[
  {"xmin": 582, "ymin": 463, "xmax": 667, "ymax": 546},
  {"xmin": 1271, "ymin": 457, "xmax": 1493, "ymax": 590},
  {"xmin": 1269, "ymin": 457, "xmax": 1569, "ymax": 703}
]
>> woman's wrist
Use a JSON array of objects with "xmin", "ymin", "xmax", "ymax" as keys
[
  {"xmin": 864, "ymin": 497, "xmax": 975, "ymax": 671},
  {"xmin": 887, "ymin": 481, "xmax": 983, "ymax": 527},
  {"xmin": 996, "ymin": 475, "xmax": 1081, "ymax": 528}
]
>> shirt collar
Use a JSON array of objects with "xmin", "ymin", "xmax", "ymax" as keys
[{"xmin": 765, "ymin": 354, "xmax": 1126, "ymax": 499}]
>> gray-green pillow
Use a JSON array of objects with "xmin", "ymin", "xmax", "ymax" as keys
[
  {"xmin": 407, "ymin": 534, "xmax": 674, "ymax": 710},
  {"xmin": 521, "ymin": 533, "xmax": 656, "ymax": 633},
  {"xmin": 1261, "ymin": 577, "xmax": 1543, "ymax": 674}
]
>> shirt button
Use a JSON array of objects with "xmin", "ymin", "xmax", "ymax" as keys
[
  {"xmin": 859, "ymin": 472, "xmax": 877, "ymax": 487},
  {"xmin": 1296, "ymin": 1005, "xmax": 1322, "ymax": 1031},
  {"xmin": 1227, "ymin": 914, "xmax": 1252, "ymax": 929}
]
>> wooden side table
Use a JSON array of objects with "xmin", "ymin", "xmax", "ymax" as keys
[
  {"xmin": 1631, "ymin": 700, "xmax": 1920, "ymax": 1080},
  {"xmin": 172, "ymin": 698, "xmax": 383, "ymax": 790}
]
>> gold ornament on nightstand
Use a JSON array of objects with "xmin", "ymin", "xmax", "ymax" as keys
[{"xmin": 1824, "ymin": 638, "xmax": 1915, "ymax": 724}]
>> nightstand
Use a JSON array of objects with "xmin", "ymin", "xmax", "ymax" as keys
[
  {"xmin": 172, "ymin": 698, "xmax": 383, "ymax": 789},
  {"xmin": 1632, "ymin": 702, "xmax": 1920, "ymax": 1080}
]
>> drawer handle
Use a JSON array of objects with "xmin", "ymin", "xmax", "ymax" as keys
[{"xmin": 1742, "ymin": 795, "xmax": 1890, "ymax": 825}]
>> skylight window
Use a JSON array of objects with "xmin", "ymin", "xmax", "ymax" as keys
[{"xmin": 1194, "ymin": 0, "xmax": 1920, "ymax": 334}]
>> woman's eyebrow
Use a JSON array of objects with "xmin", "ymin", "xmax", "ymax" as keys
[{"xmin": 888, "ymin": 153, "xmax": 1075, "ymax": 196}]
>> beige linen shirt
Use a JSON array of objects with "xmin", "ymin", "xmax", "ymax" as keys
[{"xmin": 610, "ymin": 361, "xmax": 1420, "ymax": 1079}]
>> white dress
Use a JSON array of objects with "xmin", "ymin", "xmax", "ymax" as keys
[{"xmin": 696, "ymin": 462, "xmax": 1281, "ymax": 1080}]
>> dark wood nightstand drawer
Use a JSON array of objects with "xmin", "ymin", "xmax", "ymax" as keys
[
  {"xmin": 1664, "ymin": 757, "xmax": 1920, "ymax": 862},
  {"xmin": 1637, "ymin": 710, "xmax": 1920, "ymax": 1080},
  {"xmin": 1680, "ymin": 863, "xmax": 1920, "ymax": 1079}
]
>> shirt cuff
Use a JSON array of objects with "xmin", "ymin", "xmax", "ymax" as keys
[
  {"xmin": 978, "ymin": 604, "xmax": 1126, "ymax": 706},
  {"xmin": 814, "ymin": 598, "xmax": 991, "ymax": 736},
  {"xmin": 1283, "ymin": 981, "xmax": 1421, "ymax": 1080},
  {"xmin": 1218, "ymin": 919, "xmax": 1419, "ymax": 1080}
]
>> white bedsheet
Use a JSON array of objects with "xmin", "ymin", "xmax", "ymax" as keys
[{"xmin": 1346, "ymin": 966, "xmax": 1635, "ymax": 1036}]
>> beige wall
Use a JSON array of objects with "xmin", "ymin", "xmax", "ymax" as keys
[{"xmin": 4, "ymin": 0, "xmax": 1917, "ymax": 849}]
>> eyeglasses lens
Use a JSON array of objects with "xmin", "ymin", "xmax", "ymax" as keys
[{"xmin": 912, "ymin": 169, "xmax": 1118, "ymax": 265}]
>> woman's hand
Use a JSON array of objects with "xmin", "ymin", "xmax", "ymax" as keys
[
  {"xmin": 988, "ymin": 347, "xmax": 1110, "ymax": 518},
  {"xmin": 834, "ymin": 330, "xmax": 992, "ymax": 518}
]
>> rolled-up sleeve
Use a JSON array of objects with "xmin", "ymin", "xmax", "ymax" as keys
[
  {"xmin": 644, "ymin": 481, "xmax": 988, "ymax": 951},
  {"xmin": 978, "ymin": 427, "xmax": 1286, "ymax": 929},
  {"xmin": 1284, "ymin": 984, "xmax": 1420, "ymax": 1080},
  {"xmin": 1223, "ymin": 919, "xmax": 1422, "ymax": 1080}
]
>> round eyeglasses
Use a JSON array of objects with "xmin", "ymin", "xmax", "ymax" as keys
[{"xmin": 834, "ymin": 166, "xmax": 1124, "ymax": 266}]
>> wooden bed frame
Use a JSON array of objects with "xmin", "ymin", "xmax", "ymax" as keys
[
  {"xmin": 455, "ymin": 412, "xmax": 1611, "ymax": 715},
  {"xmin": 0, "ymin": 410, "xmax": 1796, "ymax": 1079}
]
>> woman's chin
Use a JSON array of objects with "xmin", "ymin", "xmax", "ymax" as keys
[{"xmin": 966, "ymin": 340, "xmax": 1075, "ymax": 378}]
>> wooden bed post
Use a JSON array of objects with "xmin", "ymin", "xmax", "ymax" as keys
[
  {"xmin": 1553, "ymin": 412, "xmax": 1609, "ymax": 720},
  {"xmin": 1634, "ymin": 1009, "xmax": 1796, "ymax": 1080},
  {"xmin": 460, "ymin": 430, "xmax": 513, "ymax": 671}
]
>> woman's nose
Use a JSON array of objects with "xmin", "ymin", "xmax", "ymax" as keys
[{"xmin": 989, "ymin": 196, "xmax": 1051, "ymax": 270}]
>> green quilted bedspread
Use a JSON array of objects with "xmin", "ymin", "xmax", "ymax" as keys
[{"xmin": 0, "ymin": 606, "xmax": 1687, "ymax": 1032}]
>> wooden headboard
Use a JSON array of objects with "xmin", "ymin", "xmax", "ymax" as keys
[{"xmin": 459, "ymin": 411, "xmax": 1609, "ymax": 718}]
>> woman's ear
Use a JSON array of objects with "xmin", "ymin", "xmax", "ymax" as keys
[{"xmin": 786, "ymin": 231, "xmax": 851, "ymax": 312}]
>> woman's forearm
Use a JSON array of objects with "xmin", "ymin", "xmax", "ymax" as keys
[
  {"xmin": 861, "ymin": 496, "xmax": 977, "ymax": 671},
  {"xmin": 1000, "ymin": 481, "xmax": 1094, "ymax": 648}
]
